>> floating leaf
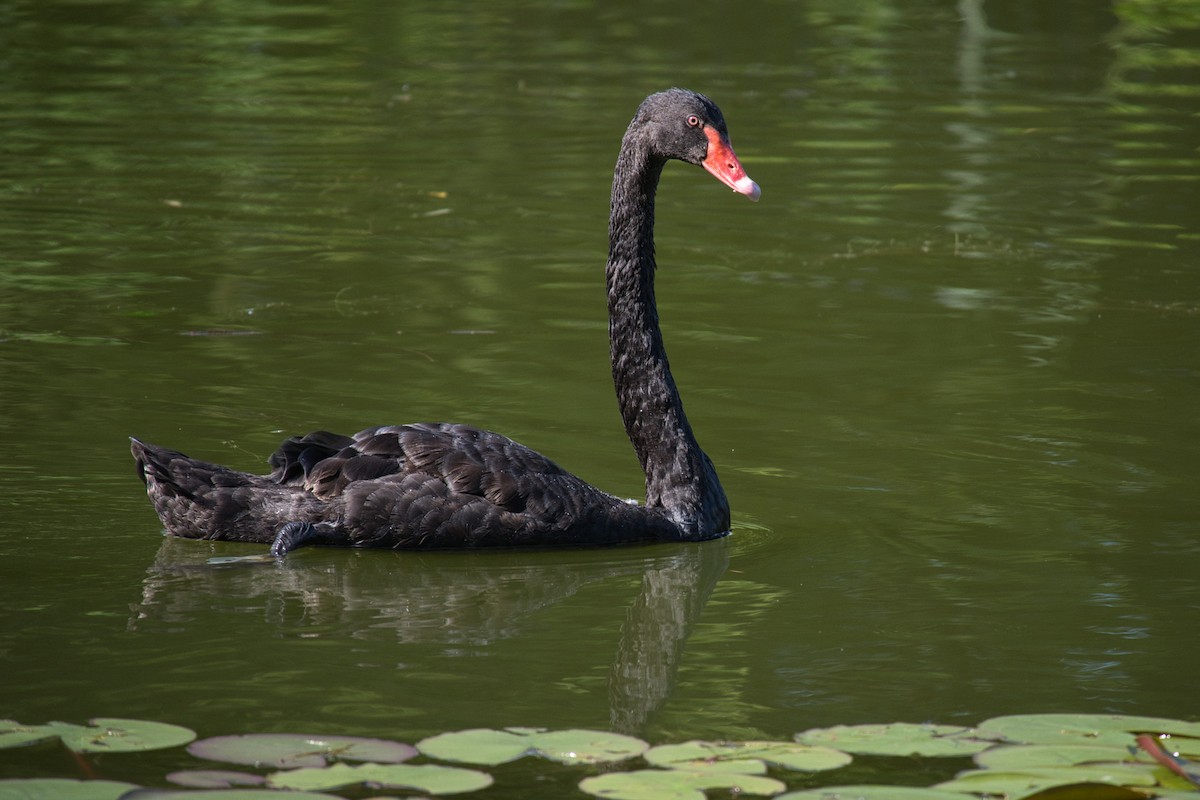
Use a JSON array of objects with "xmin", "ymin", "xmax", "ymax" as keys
[
  {"xmin": 795, "ymin": 722, "xmax": 994, "ymax": 756},
  {"xmin": 266, "ymin": 761, "xmax": 493, "ymax": 794},
  {"xmin": 48, "ymin": 719, "xmax": 195, "ymax": 753},
  {"xmin": 644, "ymin": 740, "xmax": 851, "ymax": 773},
  {"xmin": 0, "ymin": 721, "xmax": 58, "ymax": 750},
  {"xmin": 1015, "ymin": 783, "xmax": 1151, "ymax": 800},
  {"xmin": 417, "ymin": 728, "xmax": 532, "ymax": 765},
  {"xmin": 974, "ymin": 744, "xmax": 1151, "ymax": 770},
  {"xmin": 579, "ymin": 768, "xmax": 785, "ymax": 800},
  {"xmin": 0, "ymin": 778, "xmax": 139, "ymax": 800},
  {"xmin": 417, "ymin": 727, "xmax": 647, "ymax": 766},
  {"xmin": 935, "ymin": 764, "xmax": 1158, "ymax": 794},
  {"xmin": 977, "ymin": 714, "xmax": 1200, "ymax": 748},
  {"xmin": 165, "ymin": 769, "xmax": 266, "ymax": 788},
  {"xmin": 1136, "ymin": 732, "xmax": 1200, "ymax": 786},
  {"xmin": 778, "ymin": 787, "xmax": 974, "ymax": 800},
  {"xmin": 187, "ymin": 733, "xmax": 416, "ymax": 768},
  {"xmin": 522, "ymin": 729, "xmax": 649, "ymax": 764},
  {"xmin": 1160, "ymin": 735, "xmax": 1200, "ymax": 760},
  {"xmin": 643, "ymin": 743, "xmax": 766, "ymax": 775},
  {"xmin": 1, "ymin": 719, "xmax": 195, "ymax": 754},
  {"xmin": 115, "ymin": 790, "xmax": 345, "ymax": 799}
]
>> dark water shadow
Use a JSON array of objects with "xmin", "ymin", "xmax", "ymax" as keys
[{"xmin": 129, "ymin": 537, "xmax": 729, "ymax": 734}]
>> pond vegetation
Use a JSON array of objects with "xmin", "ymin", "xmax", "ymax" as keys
[{"xmin": 3, "ymin": 713, "xmax": 1198, "ymax": 799}]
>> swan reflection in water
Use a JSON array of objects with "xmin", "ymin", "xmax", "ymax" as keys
[{"xmin": 129, "ymin": 537, "xmax": 729, "ymax": 733}]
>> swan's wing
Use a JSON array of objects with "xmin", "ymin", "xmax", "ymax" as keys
[
  {"xmin": 271, "ymin": 423, "xmax": 573, "ymax": 506},
  {"xmin": 349, "ymin": 422, "xmax": 578, "ymax": 513},
  {"xmin": 267, "ymin": 423, "xmax": 651, "ymax": 547}
]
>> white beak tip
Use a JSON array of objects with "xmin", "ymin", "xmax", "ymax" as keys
[{"xmin": 736, "ymin": 176, "xmax": 762, "ymax": 202}]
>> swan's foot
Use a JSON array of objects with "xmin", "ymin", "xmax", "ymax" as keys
[{"xmin": 270, "ymin": 522, "xmax": 348, "ymax": 557}]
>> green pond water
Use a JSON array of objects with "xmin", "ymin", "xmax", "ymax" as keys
[{"xmin": 2, "ymin": 0, "xmax": 1199, "ymax": 790}]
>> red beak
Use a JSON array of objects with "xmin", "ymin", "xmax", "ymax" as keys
[{"xmin": 701, "ymin": 127, "xmax": 761, "ymax": 201}]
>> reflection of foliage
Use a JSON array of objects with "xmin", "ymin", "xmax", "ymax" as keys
[
  {"xmin": 1114, "ymin": 0, "xmax": 1200, "ymax": 38},
  {"xmin": 1110, "ymin": 0, "xmax": 1200, "ymax": 97}
]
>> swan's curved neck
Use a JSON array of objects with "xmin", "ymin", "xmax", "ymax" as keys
[{"xmin": 606, "ymin": 141, "xmax": 729, "ymax": 539}]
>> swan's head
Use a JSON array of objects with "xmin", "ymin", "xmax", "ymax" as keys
[{"xmin": 634, "ymin": 88, "xmax": 761, "ymax": 202}]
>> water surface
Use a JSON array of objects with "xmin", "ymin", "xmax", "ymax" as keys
[{"xmin": 2, "ymin": 0, "xmax": 1198, "ymax": 780}]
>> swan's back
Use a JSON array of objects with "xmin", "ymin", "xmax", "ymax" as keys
[{"xmin": 274, "ymin": 424, "xmax": 665, "ymax": 547}]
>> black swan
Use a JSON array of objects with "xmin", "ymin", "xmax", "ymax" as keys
[{"xmin": 131, "ymin": 88, "xmax": 760, "ymax": 556}]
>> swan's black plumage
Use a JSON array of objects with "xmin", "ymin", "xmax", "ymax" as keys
[{"xmin": 132, "ymin": 88, "xmax": 760, "ymax": 555}]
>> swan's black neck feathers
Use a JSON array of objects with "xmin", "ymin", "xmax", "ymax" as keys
[{"xmin": 607, "ymin": 129, "xmax": 727, "ymax": 537}]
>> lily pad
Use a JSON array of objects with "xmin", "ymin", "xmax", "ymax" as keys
[
  {"xmin": 47, "ymin": 718, "xmax": 196, "ymax": 754},
  {"xmin": 416, "ymin": 728, "xmax": 528, "ymax": 765},
  {"xmin": 1014, "ymin": 783, "xmax": 1150, "ymax": 800},
  {"xmin": 266, "ymin": 761, "xmax": 493, "ymax": 794},
  {"xmin": 778, "ymin": 787, "xmax": 973, "ymax": 800},
  {"xmin": 187, "ymin": 733, "xmax": 416, "ymax": 768},
  {"xmin": 0, "ymin": 719, "xmax": 195, "ymax": 754},
  {"xmin": 974, "ymin": 744, "xmax": 1151, "ymax": 770},
  {"xmin": 0, "ymin": 721, "xmax": 58, "ymax": 751},
  {"xmin": 0, "ymin": 778, "xmax": 138, "ymax": 800},
  {"xmin": 644, "ymin": 740, "xmax": 851, "ymax": 773},
  {"xmin": 579, "ymin": 768, "xmax": 786, "ymax": 800},
  {"xmin": 935, "ymin": 764, "xmax": 1159, "ymax": 794},
  {"xmin": 523, "ymin": 728, "xmax": 650, "ymax": 764},
  {"xmin": 795, "ymin": 722, "xmax": 994, "ymax": 757},
  {"xmin": 165, "ymin": 770, "xmax": 266, "ymax": 788},
  {"xmin": 977, "ymin": 714, "xmax": 1200, "ymax": 747},
  {"xmin": 417, "ymin": 727, "xmax": 648, "ymax": 765},
  {"xmin": 116, "ymin": 791, "xmax": 345, "ymax": 799}
]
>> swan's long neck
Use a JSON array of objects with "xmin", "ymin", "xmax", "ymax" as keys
[{"xmin": 606, "ymin": 141, "xmax": 730, "ymax": 539}]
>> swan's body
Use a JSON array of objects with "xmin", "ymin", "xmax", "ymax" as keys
[{"xmin": 132, "ymin": 88, "xmax": 760, "ymax": 555}]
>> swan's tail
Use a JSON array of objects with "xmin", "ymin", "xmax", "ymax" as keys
[{"xmin": 130, "ymin": 437, "xmax": 329, "ymax": 544}]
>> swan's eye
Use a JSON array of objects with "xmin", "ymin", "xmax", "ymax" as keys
[{"xmin": 686, "ymin": 115, "xmax": 701, "ymax": 128}]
